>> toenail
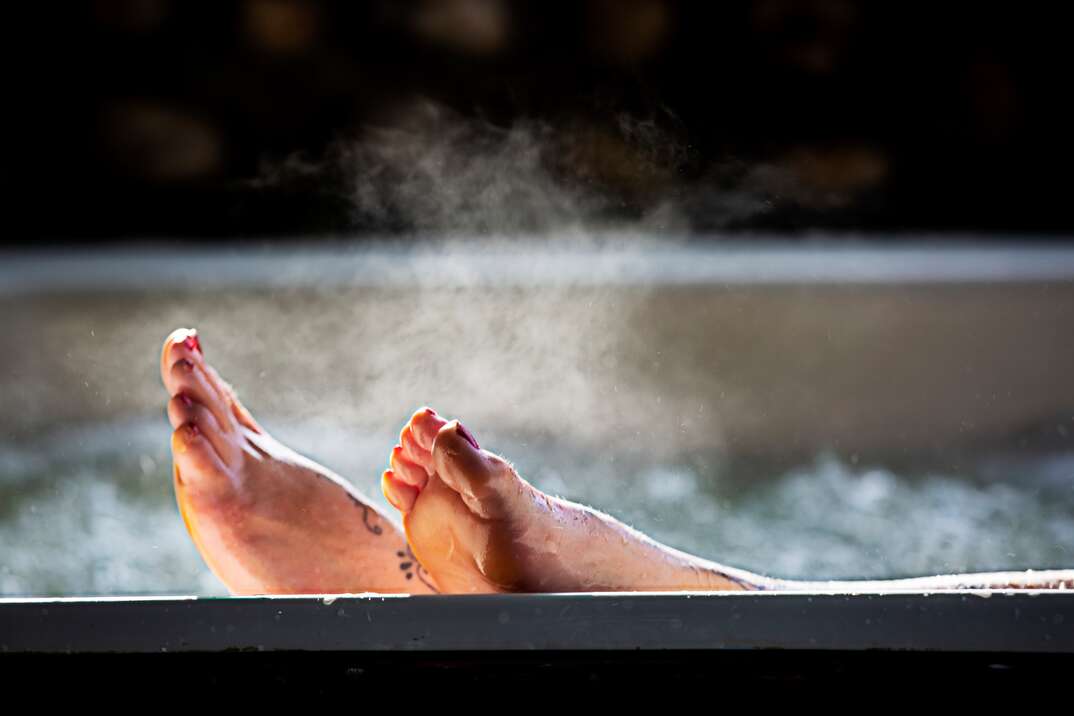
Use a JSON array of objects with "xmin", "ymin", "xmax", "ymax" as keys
[
  {"xmin": 178, "ymin": 393, "xmax": 193, "ymax": 408},
  {"xmin": 422, "ymin": 407, "xmax": 438, "ymax": 417},
  {"xmin": 188, "ymin": 422, "xmax": 200, "ymax": 437},
  {"xmin": 183, "ymin": 335, "xmax": 202, "ymax": 354},
  {"xmin": 456, "ymin": 422, "xmax": 480, "ymax": 450}
]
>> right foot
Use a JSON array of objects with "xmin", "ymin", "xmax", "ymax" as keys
[
  {"xmin": 382, "ymin": 408, "xmax": 770, "ymax": 593},
  {"xmin": 383, "ymin": 409, "xmax": 1074, "ymax": 594},
  {"xmin": 161, "ymin": 328, "xmax": 435, "ymax": 595}
]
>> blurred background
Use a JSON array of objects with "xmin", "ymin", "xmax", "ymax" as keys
[
  {"xmin": 3, "ymin": 1, "xmax": 1074, "ymax": 596},
  {"xmin": 10, "ymin": 0, "xmax": 1074, "ymax": 241}
]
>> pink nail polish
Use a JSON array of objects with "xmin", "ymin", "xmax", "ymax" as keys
[
  {"xmin": 456, "ymin": 422, "xmax": 480, "ymax": 450},
  {"xmin": 179, "ymin": 393, "xmax": 193, "ymax": 408},
  {"xmin": 183, "ymin": 335, "xmax": 201, "ymax": 354}
]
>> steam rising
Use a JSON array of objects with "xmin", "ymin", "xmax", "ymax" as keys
[
  {"xmin": 256, "ymin": 101, "xmax": 776, "ymax": 235},
  {"xmin": 342, "ymin": 106, "xmax": 594, "ymax": 233}
]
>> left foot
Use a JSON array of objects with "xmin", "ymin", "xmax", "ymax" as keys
[
  {"xmin": 161, "ymin": 328, "xmax": 435, "ymax": 595},
  {"xmin": 381, "ymin": 408, "xmax": 769, "ymax": 593}
]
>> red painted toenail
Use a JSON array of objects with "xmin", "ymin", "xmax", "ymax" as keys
[
  {"xmin": 456, "ymin": 422, "xmax": 480, "ymax": 450},
  {"xmin": 179, "ymin": 393, "xmax": 193, "ymax": 408},
  {"xmin": 183, "ymin": 335, "xmax": 201, "ymax": 354},
  {"xmin": 189, "ymin": 422, "xmax": 200, "ymax": 437}
]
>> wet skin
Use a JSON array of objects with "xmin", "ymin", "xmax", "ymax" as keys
[{"xmin": 161, "ymin": 328, "xmax": 435, "ymax": 595}]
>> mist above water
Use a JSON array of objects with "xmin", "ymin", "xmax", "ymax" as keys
[
  {"xmin": 235, "ymin": 102, "xmax": 841, "ymax": 456},
  {"xmin": 254, "ymin": 100, "xmax": 796, "ymax": 236}
]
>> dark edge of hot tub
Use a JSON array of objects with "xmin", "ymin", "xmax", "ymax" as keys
[
  {"xmin": 4, "ymin": 593, "xmax": 1073, "ymax": 697},
  {"xmin": 2, "ymin": 591, "xmax": 1072, "ymax": 654}
]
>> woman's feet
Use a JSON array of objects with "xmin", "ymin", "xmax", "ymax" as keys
[
  {"xmin": 161, "ymin": 328, "xmax": 435, "ymax": 595},
  {"xmin": 382, "ymin": 408, "xmax": 770, "ymax": 593},
  {"xmin": 160, "ymin": 329, "xmax": 1074, "ymax": 597}
]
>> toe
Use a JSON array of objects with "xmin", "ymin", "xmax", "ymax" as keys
[
  {"xmin": 407, "ymin": 407, "xmax": 448, "ymax": 451},
  {"xmin": 162, "ymin": 328, "xmax": 217, "ymax": 400},
  {"xmin": 432, "ymin": 420, "xmax": 514, "ymax": 519},
  {"xmin": 200, "ymin": 362, "xmax": 263, "ymax": 434},
  {"xmin": 400, "ymin": 425, "xmax": 434, "ymax": 474},
  {"xmin": 167, "ymin": 393, "xmax": 241, "ymax": 467},
  {"xmin": 161, "ymin": 328, "xmax": 201, "ymax": 378},
  {"xmin": 390, "ymin": 446, "xmax": 429, "ymax": 490},
  {"xmin": 161, "ymin": 329, "xmax": 260, "ymax": 434},
  {"xmin": 382, "ymin": 470, "xmax": 419, "ymax": 512},
  {"xmin": 171, "ymin": 423, "xmax": 230, "ymax": 489},
  {"xmin": 164, "ymin": 358, "xmax": 233, "ymax": 431}
]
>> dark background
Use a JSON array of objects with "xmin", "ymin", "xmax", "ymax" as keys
[{"xmin": 12, "ymin": 1, "xmax": 1074, "ymax": 242}]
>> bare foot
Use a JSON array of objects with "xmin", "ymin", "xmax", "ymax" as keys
[
  {"xmin": 161, "ymin": 328, "xmax": 435, "ymax": 595},
  {"xmin": 381, "ymin": 408, "xmax": 769, "ymax": 593},
  {"xmin": 383, "ymin": 409, "xmax": 1074, "ymax": 594}
]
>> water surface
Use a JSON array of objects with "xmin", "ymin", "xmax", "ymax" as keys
[{"xmin": 3, "ymin": 418, "xmax": 1071, "ymax": 596}]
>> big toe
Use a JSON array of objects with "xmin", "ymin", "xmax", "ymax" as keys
[
  {"xmin": 160, "ymin": 328, "xmax": 261, "ymax": 433},
  {"xmin": 161, "ymin": 328, "xmax": 232, "ymax": 429},
  {"xmin": 432, "ymin": 420, "xmax": 518, "ymax": 519}
]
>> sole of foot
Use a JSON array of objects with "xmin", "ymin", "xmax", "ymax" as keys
[
  {"xmin": 161, "ymin": 328, "xmax": 434, "ymax": 595},
  {"xmin": 381, "ymin": 408, "xmax": 763, "ymax": 593}
]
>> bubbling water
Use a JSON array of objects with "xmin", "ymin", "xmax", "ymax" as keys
[{"xmin": 2, "ymin": 417, "xmax": 1071, "ymax": 596}]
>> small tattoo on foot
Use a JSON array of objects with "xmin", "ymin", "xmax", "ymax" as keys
[
  {"xmin": 344, "ymin": 492, "xmax": 384, "ymax": 535},
  {"xmin": 402, "ymin": 545, "xmax": 437, "ymax": 592}
]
